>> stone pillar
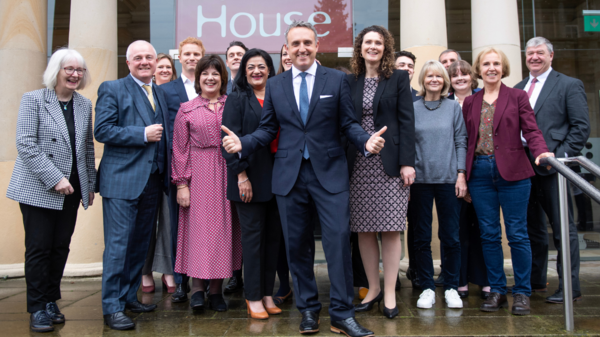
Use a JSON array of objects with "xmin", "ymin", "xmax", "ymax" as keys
[
  {"xmin": 471, "ymin": 0, "xmax": 523, "ymax": 86},
  {"xmin": 64, "ymin": 0, "xmax": 118, "ymax": 265},
  {"xmin": 0, "ymin": 0, "xmax": 47, "ymax": 264},
  {"xmin": 400, "ymin": 0, "xmax": 448, "ymax": 89}
]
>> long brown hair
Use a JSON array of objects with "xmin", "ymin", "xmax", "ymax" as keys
[{"xmin": 350, "ymin": 26, "xmax": 396, "ymax": 79}]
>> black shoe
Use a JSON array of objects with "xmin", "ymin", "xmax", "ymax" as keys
[
  {"xmin": 355, "ymin": 291, "xmax": 383, "ymax": 312},
  {"xmin": 407, "ymin": 268, "xmax": 422, "ymax": 290},
  {"xmin": 125, "ymin": 300, "xmax": 157, "ymax": 313},
  {"xmin": 104, "ymin": 311, "xmax": 135, "ymax": 330},
  {"xmin": 45, "ymin": 302, "xmax": 65, "ymax": 324},
  {"xmin": 208, "ymin": 294, "xmax": 228, "ymax": 312},
  {"xmin": 434, "ymin": 274, "xmax": 444, "ymax": 287},
  {"xmin": 480, "ymin": 291, "xmax": 490, "ymax": 300},
  {"xmin": 190, "ymin": 291, "xmax": 205, "ymax": 310},
  {"xmin": 30, "ymin": 310, "xmax": 54, "ymax": 332},
  {"xmin": 545, "ymin": 289, "xmax": 583, "ymax": 304},
  {"xmin": 223, "ymin": 276, "xmax": 243, "ymax": 294},
  {"xmin": 331, "ymin": 317, "xmax": 374, "ymax": 337},
  {"xmin": 395, "ymin": 275, "xmax": 401, "ymax": 290},
  {"xmin": 299, "ymin": 311, "xmax": 319, "ymax": 334},
  {"xmin": 457, "ymin": 290, "xmax": 469, "ymax": 298},
  {"xmin": 172, "ymin": 284, "xmax": 189, "ymax": 303},
  {"xmin": 383, "ymin": 306, "xmax": 399, "ymax": 319}
]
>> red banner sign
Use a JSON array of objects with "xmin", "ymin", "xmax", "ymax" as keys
[{"xmin": 176, "ymin": 0, "xmax": 353, "ymax": 54}]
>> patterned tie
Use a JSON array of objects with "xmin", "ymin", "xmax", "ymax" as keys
[
  {"xmin": 143, "ymin": 84, "xmax": 156, "ymax": 111},
  {"xmin": 526, "ymin": 77, "xmax": 538, "ymax": 99},
  {"xmin": 299, "ymin": 72, "xmax": 310, "ymax": 159}
]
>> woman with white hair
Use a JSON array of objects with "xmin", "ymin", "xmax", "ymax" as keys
[
  {"xmin": 6, "ymin": 48, "xmax": 96, "ymax": 333},
  {"xmin": 410, "ymin": 60, "xmax": 467, "ymax": 310}
]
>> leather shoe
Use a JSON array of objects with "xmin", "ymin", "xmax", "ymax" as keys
[
  {"xmin": 104, "ymin": 311, "xmax": 135, "ymax": 330},
  {"xmin": 546, "ymin": 289, "xmax": 583, "ymax": 304},
  {"xmin": 125, "ymin": 300, "xmax": 157, "ymax": 313},
  {"xmin": 30, "ymin": 310, "xmax": 54, "ymax": 332},
  {"xmin": 457, "ymin": 290, "xmax": 468, "ymax": 298},
  {"xmin": 480, "ymin": 291, "xmax": 490, "ymax": 300},
  {"xmin": 383, "ymin": 305, "xmax": 399, "ymax": 319},
  {"xmin": 480, "ymin": 292, "xmax": 508, "ymax": 312},
  {"xmin": 172, "ymin": 284, "xmax": 189, "ymax": 303},
  {"xmin": 299, "ymin": 311, "xmax": 319, "ymax": 334},
  {"xmin": 331, "ymin": 317, "xmax": 374, "ymax": 337},
  {"xmin": 434, "ymin": 273, "xmax": 444, "ymax": 287},
  {"xmin": 224, "ymin": 276, "xmax": 243, "ymax": 294},
  {"xmin": 406, "ymin": 267, "xmax": 422, "ymax": 289},
  {"xmin": 190, "ymin": 291, "xmax": 205, "ymax": 310},
  {"xmin": 46, "ymin": 302, "xmax": 65, "ymax": 324},
  {"xmin": 512, "ymin": 294, "xmax": 530, "ymax": 315},
  {"xmin": 246, "ymin": 299, "xmax": 268, "ymax": 319},
  {"xmin": 208, "ymin": 294, "xmax": 228, "ymax": 312},
  {"xmin": 355, "ymin": 291, "xmax": 382, "ymax": 312}
]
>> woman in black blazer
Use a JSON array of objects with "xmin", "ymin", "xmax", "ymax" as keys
[
  {"xmin": 346, "ymin": 25, "xmax": 415, "ymax": 318},
  {"xmin": 221, "ymin": 49, "xmax": 282, "ymax": 320}
]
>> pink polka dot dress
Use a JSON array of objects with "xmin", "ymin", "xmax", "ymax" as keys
[{"xmin": 171, "ymin": 95, "xmax": 242, "ymax": 279}]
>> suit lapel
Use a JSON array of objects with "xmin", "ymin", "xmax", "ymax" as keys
[
  {"xmin": 353, "ymin": 74, "xmax": 365, "ymax": 122},
  {"xmin": 493, "ymin": 83, "xmax": 508, "ymax": 132},
  {"xmin": 533, "ymin": 70, "xmax": 559, "ymax": 114},
  {"xmin": 175, "ymin": 77, "xmax": 189, "ymax": 103},
  {"xmin": 155, "ymin": 84, "xmax": 169, "ymax": 139},
  {"xmin": 124, "ymin": 75, "xmax": 152, "ymax": 126},
  {"xmin": 372, "ymin": 76, "xmax": 388, "ymax": 122},
  {"xmin": 45, "ymin": 89, "xmax": 72, "ymax": 154},
  {"xmin": 470, "ymin": 90, "xmax": 484, "ymax": 136},
  {"xmin": 514, "ymin": 77, "xmax": 528, "ymax": 90},
  {"xmin": 306, "ymin": 65, "xmax": 327, "ymax": 125},
  {"xmin": 248, "ymin": 92, "xmax": 263, "ymax": 120},
  {"xmin": 282, "ymin": 71, "xmax": 303, "ymax": 125}
]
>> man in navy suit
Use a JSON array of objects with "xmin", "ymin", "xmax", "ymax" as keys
[
  {"xmin": 95, "ymin": 40, "xmax": 170, "ymax": 330},
  {"xmin": 159, "ymin": 36, "xmax": 204, "ymax": 304},
  {"xmin": 223, "ymin": 21, "xmax": 387, "ymax": 337}
]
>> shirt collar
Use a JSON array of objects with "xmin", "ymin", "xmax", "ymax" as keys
[
  {"xmin": 181, "ymin": 73, "xmax": 194, "ymax": 85},
  {"xmin": 292, "ymin": 61, "xmax": 318, "ymax": 79},
  {"xmin": 130, "ymin": 73, "xmax": 152, "ymax": 87},
  {"xmin": 529, "ymin": 66, "xmax": 553, "ymax": 82}
]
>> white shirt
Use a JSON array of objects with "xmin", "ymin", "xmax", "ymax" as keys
[
  {"xmin": 291, "ymin": 61, "xmax": 317, "ymax": 110},
  {"xmin": 520, "ymin": 67, "xmax": 552, "ymax": 146},
  {"xmin": 130, "ymin": 74, "xmax": 153, "ymax": 142},
  {"xmin": 181, "ymin": 73, "xmax": 198, "ymax": 101}
]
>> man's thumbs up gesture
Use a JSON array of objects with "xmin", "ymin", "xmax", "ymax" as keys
[
  {"xmin": 366, "ymin": 126, "xmax": 387, "ymax": 154},
  {"xmin": 221, "ymin": 125, "xmax": 242, "ymax": 153}
]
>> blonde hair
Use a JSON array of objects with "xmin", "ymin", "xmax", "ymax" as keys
[
  {"xmin": 43, "ymin": 48, "xmax": 91, "ymax": 90},
  {"xmin": 472, "ymin": 47, "xmax": 510, "ymax": 79},
  {"xmin": 416, "ymin": 60, "xmax": 450, "ymax": 97}
]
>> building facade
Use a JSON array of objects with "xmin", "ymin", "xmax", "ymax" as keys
[{"xmin": 1, "ymin": 0, "xmax": 599, "ymax": 274}]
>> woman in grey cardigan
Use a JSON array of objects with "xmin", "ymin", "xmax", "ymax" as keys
[
  {"xmin": 410, "ymin": 60, "xmax": 467, "ymax": 310},
  {"xmin": 6, "ymin": 48, "xmax": 96, "ymax": 333}
]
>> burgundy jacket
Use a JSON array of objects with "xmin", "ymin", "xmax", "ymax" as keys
[{"xmin": 462, "ymin": 83, "xmax": 549, "ymax": 182}]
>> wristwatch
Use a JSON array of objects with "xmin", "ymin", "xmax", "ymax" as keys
[{"xmin": 457, "ymin": 169, "xmax": 466, "ymax": 174}]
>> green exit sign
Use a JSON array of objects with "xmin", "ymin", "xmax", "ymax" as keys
[{"xmin": 584, "ymin": 10, "xmax": 600, "ymax": 32}]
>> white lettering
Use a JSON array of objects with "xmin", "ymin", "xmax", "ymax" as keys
[
  {"xmin": 197, "ymin": 5, "xmax": 226, "ymax": 37},
  {"xmin": 230, "ymin": 12, "xmax": 257, "ymax": 38},
  {"xmin": 284, "ymin": 11, "xmax": 303, "ymax": 25},
  {"xmin": 259, "ymin": 13, "xmax": 281, "ymax": 37},
  {"xmin": 308, "ymin": 12, "xmax": 331, "ymax": 37}
]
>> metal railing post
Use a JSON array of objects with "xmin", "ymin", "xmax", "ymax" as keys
[{"xmin": 557, "ymin": 173, "xmax": 574, "ymax": 332}]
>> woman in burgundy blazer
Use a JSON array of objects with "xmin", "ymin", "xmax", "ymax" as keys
[{"xmin": 462, "ymin": 47, "xmax": 553, "ymax": 316}]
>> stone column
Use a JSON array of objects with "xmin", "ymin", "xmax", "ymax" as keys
[
  {"xmin": 65, "ymin": 0, "xmax": 118, "ymax": 265},
  {"xmin": 471, "ymin": 0, "xmax": 523, "ymax": 86},
  {"xmin": 400, "ymin": 0, "xmax": 448, "ymax": 89},
  {"xmin": 0, "ymin": 0, "xmax": 47, "ymax": 264}
]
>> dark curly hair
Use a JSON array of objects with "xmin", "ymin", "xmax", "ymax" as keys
[{"xmin": 350, "ymin": 25, "xmax": 396, "ymax": 79}]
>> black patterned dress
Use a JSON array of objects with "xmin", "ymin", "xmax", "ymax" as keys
[{"xmin": 349, "ymin": 77, "xmax": 409, "ymax": 232}]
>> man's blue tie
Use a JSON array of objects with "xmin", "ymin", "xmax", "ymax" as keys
[{"xmin": 299, "ymin": 72, "xmax": 310, "ymax": 159}]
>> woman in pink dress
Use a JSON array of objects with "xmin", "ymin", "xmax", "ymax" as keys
[{"xmin": 171, "ymin": 55, "xmax": 242, "ymax": 312}]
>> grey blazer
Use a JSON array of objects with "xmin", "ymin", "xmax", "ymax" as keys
[
  {"xmin": 514, "ymin": 70, "xmax": 590, "ymax": 175},
  {"xmin": 7, "ymin": 88, "xmax": 97, "ymax": 210}
]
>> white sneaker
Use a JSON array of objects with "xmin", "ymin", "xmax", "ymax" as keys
[
  {"xmin": 417, "ymin": 289, "xmax": 436, "ymax": 308},
  {"xmin": 445, "ymin": 289, "xmax": 463, "ymax": 308}
]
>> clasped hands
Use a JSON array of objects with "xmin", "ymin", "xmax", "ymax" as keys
[{"xmin": 221, "ymin": 125, "xmax": 389, "ymax": 155}]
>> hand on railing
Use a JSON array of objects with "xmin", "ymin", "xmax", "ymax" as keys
[{"xmin": 535, "ymin": 152, "xmax": 555, "ymax": 170}]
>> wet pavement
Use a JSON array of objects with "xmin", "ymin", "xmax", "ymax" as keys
[{"xmin": 1, "ymin": 263, "xmax": 600, "ymax": 336}]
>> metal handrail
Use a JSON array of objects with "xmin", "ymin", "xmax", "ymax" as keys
[{"xmin": 538, "ymin": 156, "xmax": 600, "ymax": 332}]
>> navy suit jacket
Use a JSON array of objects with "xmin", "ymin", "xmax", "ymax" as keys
[
  {"xmin": 160, "ymin": 77, "xmax": 190, "ymax": 186},
  {"xmin": 239, "ymin": 65, "xmax": 371, "ymax": 196},
  {"xmin": 94, "ymin": 74, "xmax": 170, "ymax": 200}
]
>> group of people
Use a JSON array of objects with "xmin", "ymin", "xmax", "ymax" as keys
[{"xmin": 8, "ymin": 18, "xmax": 590, "ymax": 337}]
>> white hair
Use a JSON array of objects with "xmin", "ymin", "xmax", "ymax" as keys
[
  {"xmin": 43, "ymin": 48, "xmax": 91, "ymax": 90},
  {"xmin": 526, "ymin": 36, "xmax": 554, "ymax": 54},
  {"xmin": 126, "ymin": 40, "xmax": 158, "ymax": 61}
]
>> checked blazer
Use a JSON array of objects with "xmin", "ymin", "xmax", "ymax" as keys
[{"xmin": 7, "ymin": 88, "xmax": 96, "ymax": 210}]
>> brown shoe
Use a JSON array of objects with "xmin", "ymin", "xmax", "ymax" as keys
[
  {"xmin": 480, "ymin": 292, "xmax": 508, "ymax": 312},
  {"xmin": 512, "ymin": 294, "xmax": 530, "ymax": 315}
]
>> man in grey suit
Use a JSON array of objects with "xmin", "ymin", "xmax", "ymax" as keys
[{"xmin": 514, "ymin": 36, "xmax": 590, "ymax": 304}]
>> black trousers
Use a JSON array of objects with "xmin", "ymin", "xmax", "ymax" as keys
[
  {"xmin": 458, "ymin": 200, "xmax": 488, "ymax": 287},
  {"xmin": 20, "ymin": 191, "xmax": 81, "ymax": 313},
  {"xmin": 407, "ymin": 200, "xmax": 417, "ymax": 273},
  {"xmin": 234, "ymin": 198, "xmax": 282, "ymax": 301}
]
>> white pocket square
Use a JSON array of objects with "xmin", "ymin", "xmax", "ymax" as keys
[{"xmin": 320, "ymin": 95, "xmax": 333, "ymax": 99}]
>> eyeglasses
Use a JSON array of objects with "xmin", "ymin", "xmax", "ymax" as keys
[{"xmin": 63, "ymin": 67, "xmax": 86, "ymax": 76}]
